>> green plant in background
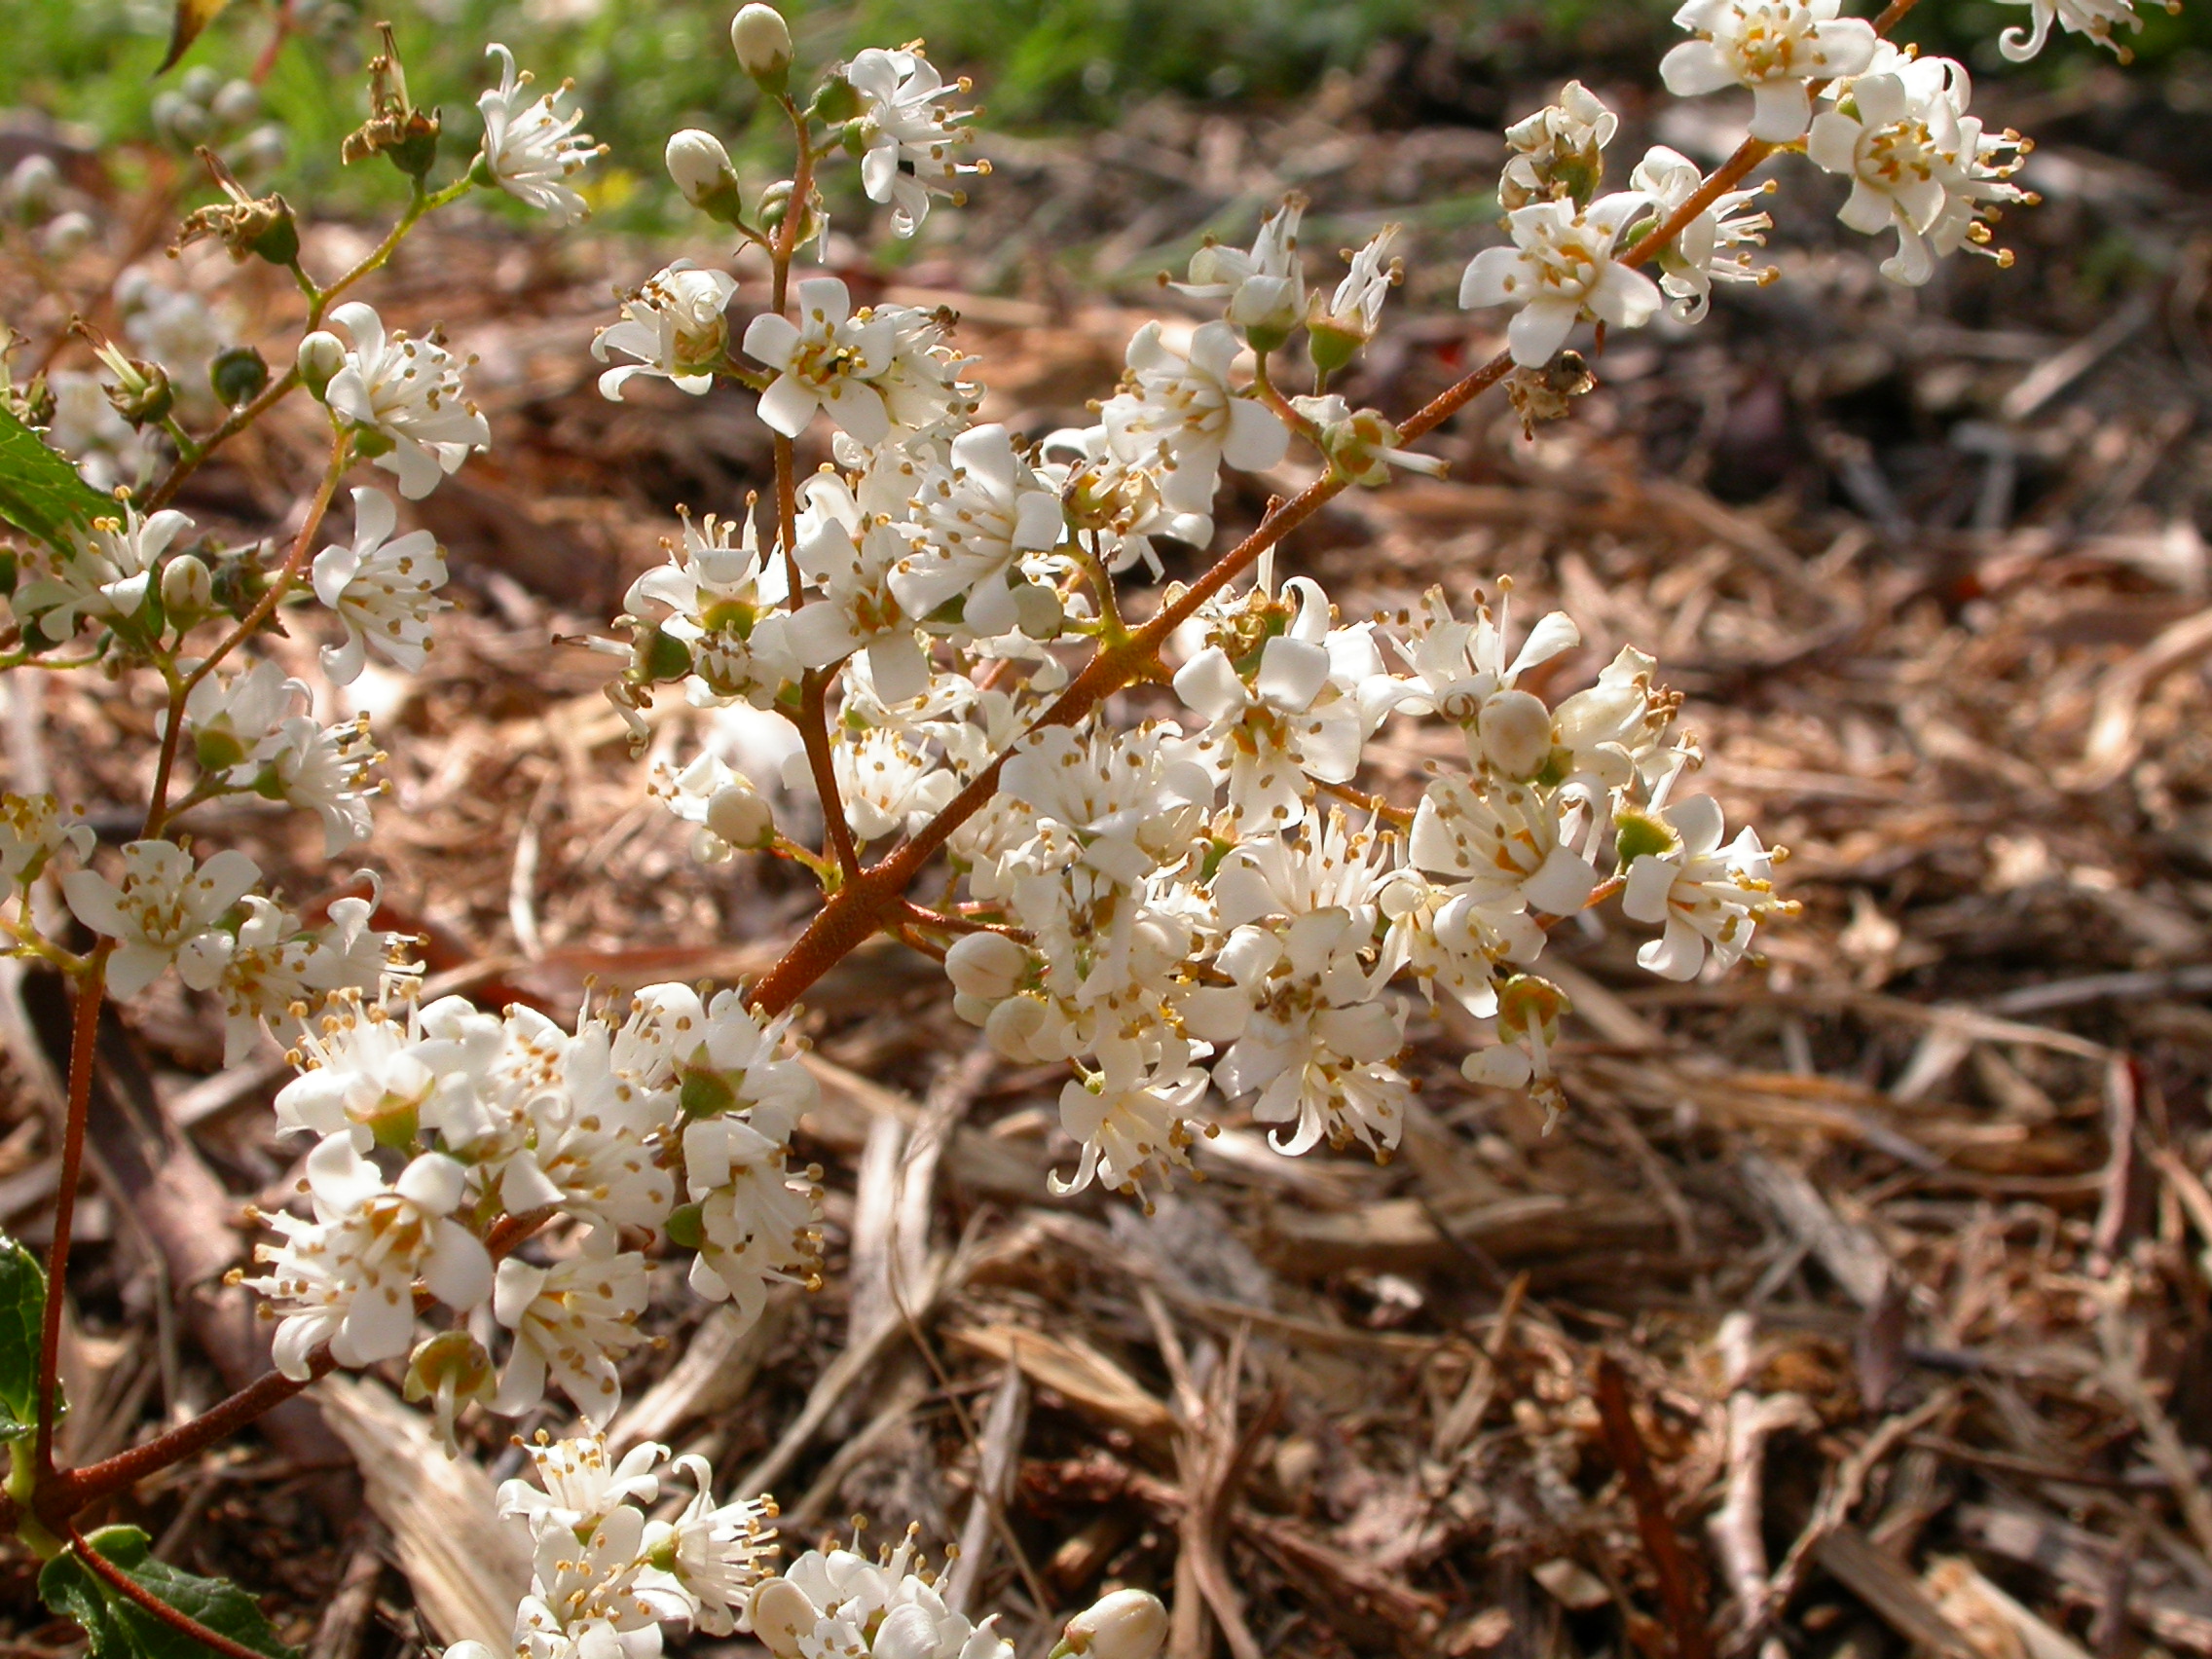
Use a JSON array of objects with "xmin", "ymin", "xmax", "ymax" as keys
[{"xmin": 6, "ymin": 0, "xmax": 2203, "ymax": 239}]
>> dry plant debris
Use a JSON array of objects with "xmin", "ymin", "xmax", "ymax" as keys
[{"xmin": 2, "ymin": 45, "xmax": 2211, "ymax": 1659}]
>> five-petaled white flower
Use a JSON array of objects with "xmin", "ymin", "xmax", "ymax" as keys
[
  {"xmin": 1458, "ymin": 193, "xmax": 1662, "ymax": 368},
  {"xmin": 18, "ymin": 504, "xmax": 193, "ymax": 643},
  {"xmin": 313, "ymin": 487, "xmax": 450, "ymax": 684},
  {"xmin": 491, "ymin": 1232, "xmax": 649, "ymax": 1425},
  {"xmin": 1620, "ymin": 794, "xmax": 1788, "ymax": 978},
  {"xmin": 1176, "ymin": 197, "xmax": 1308, "ymax": 341},
  {"xmin": 63, "ymin": 838, "xmax": 261, "ymax": 1000},
  {"xmin": 324, "ymin": 302, "xmax": 491, "ymax": 499},
  {"xmin": 1661, "ymin": 0, "xmax": 1879, "ymax": 142},
  {"xmin": 743, "ymin": 276, "xmax": 898, "ymax": 446},
  {"xmin": 1628, "ymin": 146, "xmax": 1774, "ymax": 321},
  {"xmin": 595, "ymin": 261, "xmax": 740, "ymax": 399},
  {"xmin": 848, "ymin": 46, "xmax": 983, "ymax": 236},
  {"xmin": 242, "ymin": 1134, "xmax": 492, "ymax": 1380},
  {"xmin": 476, "ymin": 43, "xmax": 603, "ymax": 223}
]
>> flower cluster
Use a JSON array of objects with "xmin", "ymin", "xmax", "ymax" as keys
[
  {"xmin": 236, "ymin": 981, "xmax": 821, "ymax": 1424},
  {"xmin": 444, "ymin": 1433, "xmax": 776, "ymax": 1659}
]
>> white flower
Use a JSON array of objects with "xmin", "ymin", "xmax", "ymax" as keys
[
  {"xmin": 491, "ymin": 1233, "xmax": 649, "ymax": 1425},
  {"xmin": 595, "ymin": 261, "xmax": 739, "ymax": 399},
  {"xmin": 648, "ymin": 1455, "xmax": 777, "ymax": 1635},
  {"xmin": 1627, "ymin": 146, "xmax": 1773, "ymax": 321},
  {"xmin": 682, "ymin": 1114, "xmax": 821, "ymax": 1330},
  {"xmin": 498, "ymin": 1431, "xmax": 667, "ymax": 1532},
  {"xmin": 1176, "ymin": 197, "xmax": 1307, "ymax": 341},
  {"xmin": 1806, "ymin": 55, "xmax": 2032, "ymax": 285},
  {"xmin": 1173, "ymin": 582, "xmax": 1364, "ymax": 830},
  {"xmin": 1660, "ymin": 0, "xmax": 1878, "ymax": 143},
  {"xmin": 616, "ymin": 983, "xmax": 818, "ymax": 1140},
  {"xmin": 324, "ymin": 303, "xmax": 491, "ymax": 499},
  {"xmin": 1408, "ymin": 775, "xmax": 1599, "ymax": 917},
  {"xmin": 198, "ymin": 893, "xmax": 396, "ymax": 1066},
  {"xmin": 1193, "ymin": 811, "xmax": 1410, "ymax": 1158},
  {"xmin": 753, "ymin": 1532, "xmax": 1013, "ymax": 1659},
  {"xmin": 312, "ymin": 487, "xmax": 450, "ymax": 684},
  {"xmin": 788, "ymin": 502, "xmax": 926, "ymax": 700},
  {"xmin": 62, "ymin": 838, "xmax": 260, "ymax": 1000},
  {"xmin": 651, "ymin": 752, "xmax": 777, "ymax": 859},
  {"xmin": 17, "ymin": 503, "xmax": 192, "ymax": 642},
  {"xmin": 1992, "ymin": 0, "xmax": 2150, "ymax": 59},
  {"xmin": 0, "ymin": 794, "xmax": 92, "ymax": 887},
  {"xmin": 42, "ymin": 371, "xmax": 136, "ymax": 492},
  {"xmin": 1619, "ymin": 794, "xmax": 1788, "ymax": 978},
  {"xmin": 831, "ymin": 722, "xmax": 958, "ymax": 842},
  {"xmin": 181, "ymin": 658, "xmax": 298, "ymax": 773},
  {"xmin": 256, "ymin": 714, "xmax": 382, "ymax": 856},
  {"xmin": 1103, "ymin": 321, "xmax": 1289, "ymax": 527},
  {"xmin": 744, "ymin": 276, "xmax": 898, "ymax": 446},
  {"xmin": 1309, "ymin": 224, "xmax": 1403, "ymax": 347},
  {"xmin": 476, "ymin": 44, "xmax": 601, "ymax": 223},
  {"xmin": 890, "ymin": 424, "xmax": 1066, "ymax": 637},
  {"xmin": 514, "ymin": 1499, "xmax": 691, "ymax": 1659},
  {"xmin": 1500, "ymin": 81, "xmax": 1617, "ymax": 209},
  {"xmin": 623, "ymin": 506, "xmax": 797, "ymax": 708},
  {"xmin": 1052, "ymin": 1034, "xmax": 1214, "ymax": 1203},
  {"xmin": 241, "ymin": 1135, "xmax": 492, "ymax": 1379},
  {"xmin": 848, "ymin": 47, "xmax": 983, "ymax": 236},
  {"xmin": 1459, "ymin": 193, "xmax": 1662, "ymax": 368}
]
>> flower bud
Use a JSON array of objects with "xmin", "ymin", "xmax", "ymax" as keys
[
  {"xmin": 210, "ymin": 78, "xmax": 260, "ymax": 129},
  {"xmin": 946, "ymin": 931, "xmax": 1028, "ymax": 1001},
  {"xmin": 1476, "ymin": 689, "xmax": 1554, "ymax": 781},
  {"xmin": 730, "ymin": 3, "xmax": 793, "ymax": 92},
  {"xmin": 161, "ymin": 553, "xmax": 212, "ymax": 618},
  {"xmin": 296, "ymin": 331, "xmax": 345, "ymax": 395},
  {"xmin": 209, "ymin": 345, "xmax": 270, "ymax": 408},
  {"xmin": 666, "ymin": 129, "xmax": 746, "ymax": 224},
  {"xmin": 102, "ymin": 357, "xmax": 172, "ymax": 427},
  {"xmin": 40, "ymin": 211, "xmax": 92, "ymax": 258},
  {"xmin": 1058, "ymin": 1589, "xmax": 1169, "ymax": 1659},
  {"xmin": 705, "ymin": 779, "xmax": 774, "ymax": 849},
  {"xmin": 750, "ymin": 1577, "xmax": 817, "ymax": 1659},
  {"xmin": 151, "ymin": 90, "xmax": 212, "ymax": 150},
  {"xmin": 5, "ymin": 154, "xmax": 59, "ymax": 220},
  {"xmin": 1013, "ymin": 577, "xmax": 1064, "ymax": 640},
  {"xmin": 984, "ymin": 994, "xmax": 1050, "ymax": 1062}
]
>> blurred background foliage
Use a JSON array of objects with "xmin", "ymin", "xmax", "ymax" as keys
[{"xmin": 3, "ymin": 0, "xmax": 2208, "ymax": 234}]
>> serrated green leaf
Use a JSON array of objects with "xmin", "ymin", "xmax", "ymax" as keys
[
  {"xmin": 0, "ymin": 1233, "xmax": 47, "ymax": 1442},
  {"xmin": 0, "ymin": 405, "xmax": 111, "ymax": 552},
  {"xmin": 37, "ymin": 1552, "xmax": 131, "ymax": 1659},
  {"xmin": 40, "ymin": 1529, "xmax": 301, "ymax": 1659}
]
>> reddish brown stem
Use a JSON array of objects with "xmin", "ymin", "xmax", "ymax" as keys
[
  {"xmin": 43, "ymin": 1350, "xmax": 335, "ymax": 1521},
  {"xmin": 35, "ymin": 945, "xmax": 111, "ymax": 1478},
  {"xmin": 66, "ymin": 1525, "xmax": 276, "ymax": 1659},
  {"xmin": 798, "ymin": 671, "xmax": 861, "ymax": 879}
]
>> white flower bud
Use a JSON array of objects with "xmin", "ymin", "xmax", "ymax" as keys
[
  {"xmin": 6, "ymin": 154, "xmax": 59, "ymax": 216},
  {"xmin": 667, "ymin": 129, "xmax": 734, "ymax": 202},
  {"xmin": 1012, "ymin": 578, "xmax": 1064, "ymax": 639},
  {"xmin": 1477, "ymin": 688, "xmax": 1555, "ymax": 781},
  {"xmin": 160, "ymin": 553, "xmax": 212, "ymax": 617},
  {"xmin": 945, "ymin": 930, "xmax": 1027, "ymax": 1000},
  {"xmin": 210, "ymin": 78, "xmax": 260, "ymax": 129},
  {"xmin": 729, "ymin": 4, "xmax": 793, "ymax": 90},
  {"xmin": 40, "ymin": 211, "xmax": 92, "ymax": 258},
  {"xmin": 984, "ymin": 994, "xmax": 1050, "ymax": 1062},
  {"xmin": 1061, "ymin": 1589, "xmax": 1170, "ymax": 1659},
  {"xmin": 705, "ymin": 780, "xmax": 773, "ymax": 849},
  {"xmin": 296, "ymin": 331, "xmax": 345, "ymax": 395},
  {"xmin": 666, "ymin": 129, "xmax": 745, "ymax": 223},
  {"xmin": 749, "ymin": 1577, "xmax": 816, "ymax": 1659}
]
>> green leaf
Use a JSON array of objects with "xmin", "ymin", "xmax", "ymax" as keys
[
  {"xmin": 0, "ymin": 1232, "xmax": 47, "ymax": 1442},
  {"xmin": 158, "ymin": 0, "xmax": 235, "ymax": 74},
  {"xmin": 40, "ymin": 1528, "xmax": 301, "ymax": 1659},
  {"xmin": 0, "ymin": 404, "xmax": 111, "ymax": 551}
]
